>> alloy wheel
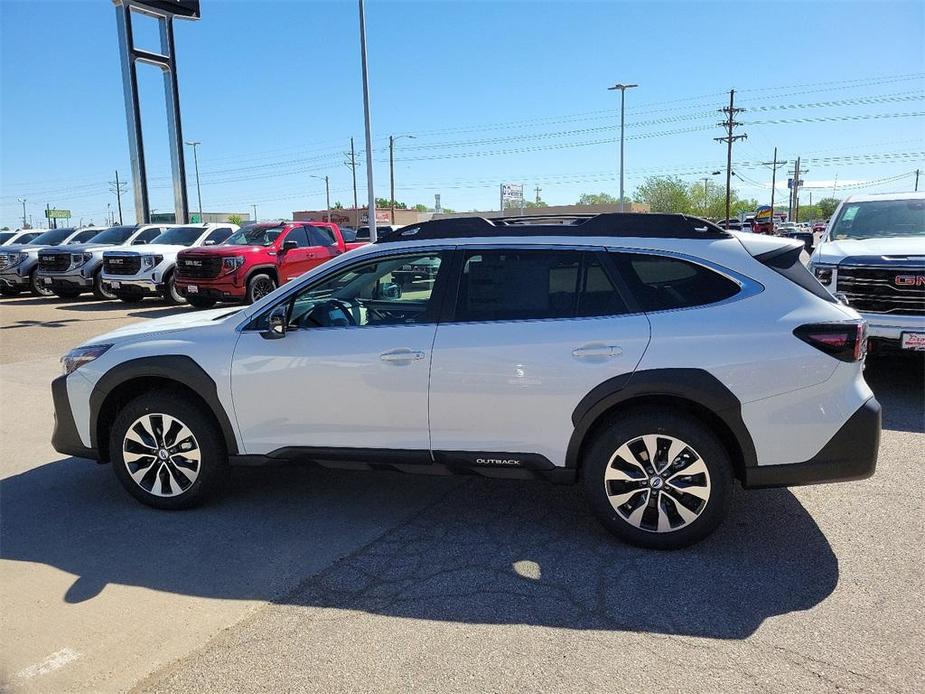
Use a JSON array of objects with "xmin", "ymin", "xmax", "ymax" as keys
[
  {"xmin": 604, "ymin": 434, "xmax": 711, "ymax": 533},
  {"xmin": 251, "ymin": 277, "xmax": 274, "ymax": 301},
  {"xmin": 122, "ymin": 413, "xmax": 202, "ymax": 497}
]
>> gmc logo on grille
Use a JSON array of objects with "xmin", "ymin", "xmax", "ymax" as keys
[
  {"xmin": 186, "ymin": 260, "xmax": 202, "ymax": 267},
  {"xmin": 110, "ymin": 258, "xmax": 123, "ymax": 264},
  {"xmin": 895, "ymin": 275, "xmax": 925, "ymax": 286}
]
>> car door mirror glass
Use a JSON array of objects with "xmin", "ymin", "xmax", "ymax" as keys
[
  {"xmin": 262, "ymin": 306, "xmax": 288, "ymax": 339},
  {"xmin": 282, "ymin": 240, "xmax": 298, "ymax": 252},
  {"xmin": 373, "ymin": 281, "xmax": 402, "ymax": 300}
]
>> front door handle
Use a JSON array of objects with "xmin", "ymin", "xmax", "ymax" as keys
[
  {"xmin": 572, "ymin": 344, "xmax": 623, "ymax": 358},
  {"xmin": 380, "ymin": 348, "xmax": 426, "ymax": 363}
]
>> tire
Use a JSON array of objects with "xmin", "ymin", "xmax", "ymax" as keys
[
  {"xmin": 581, "ymin": 407, "xmax": 733, "ymax": 550},
  {"xmin": 1, "ymin": 286, "xmax": 21, "ymax": 296},
  {"xmin": 92, "ymin": 270, "xmax": 116, "ymax": 300},
  {"xmin": 109, "ymin": 390, "xmax": 228, "ymax": 509},
  {"xmin": 187, "ymin": 296, "xmax": 217, "ymax": 309},
  {"xmin": 162, "ymin": 272, "xmax": 186, "ymax": 305},
  {"xmin": 245, "ymin": 273, "xmax": 276, "ymax": 304},
  {"xmin": 30, "ymin": 271, "xmax": 54, "ymax": 297},
  {"xmin": 54, "ymin": 288, "xmax": 81, "ymax": 299}
]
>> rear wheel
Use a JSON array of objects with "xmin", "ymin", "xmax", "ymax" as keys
[
  {"xmin": 110, "ymin": 391, "xmax": 227, "ymax": 509},
  {"xmin": 582, "ymin": 408, "xmax": 732, "ymax": 550},
  {"xmin": 92, "ymin": 270, "xmax": 116, "ymax": 300},
  {"xmin": 30, "ymin": 270, "xmax": 53, "ymax": 297},
  {"xmin": 187, "ymin": 296, "xmax": 217, "ymax": 309},
  {"xmin": 245, "ymin": 273, "xmax": 276, "ymax": 304}
]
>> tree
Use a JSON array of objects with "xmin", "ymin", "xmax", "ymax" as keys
[
  {"xmin": 577, "ymin": 192, "xmax": 619, "ymax": 206},
  {"xmin": 227, "ymin": 214, "xmax": 244, "ymax": 225},
  {"xmin": 504, "ymin": 199, "xmax": 548, "ymax": 210},
  {"xmin": 332, "ymin": 201, "xmax": 344, "ymax": 209},
  {"xmin": 634, "ymin": 176, "xmax": 692, "ymax": 214},
  {"xmin": 688, "ymin": 180, "xmax": 727, "ymax": 219},
  {"xmin": 376, "ymin": 197, "xmax": 406, "ymax": 209},
  {"xmin": 0, "ymin": 226, "xmax": 8, "ymax": 231},
  {"xmin": 816, "ymin": 197, "xmax": 840, "ymax": 219},
  {"xmin": 413, "ymin": 204, "xmax": 428, "ymax": 212}
]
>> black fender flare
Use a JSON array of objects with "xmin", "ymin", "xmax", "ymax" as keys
[
  {"xmin": 565, "ymin": 368, "xmax": 757, "ymax": 470},
  {"xmin": 89, "ymin": 355, "xmax": 239, "ymax": 455}
]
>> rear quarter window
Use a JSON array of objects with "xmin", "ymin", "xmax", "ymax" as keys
[{"xmin": 612, "ymin": 253, "xmax": 740, "ymax": 311}]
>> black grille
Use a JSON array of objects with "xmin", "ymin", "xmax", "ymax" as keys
[
  {"xmin": 837, "ymin": 267, "xmax": 925, "ymax": 315},
  {"xmin": 104, "ymin": 255, "xmax": 141, "ymax": 275},
  {"xmin": 177, "ymin": 255, "xmax": 222, "ymax": 279},
  {"xmin": 38, "ymin": 253, "xmax": 70, "ymax": 272}
]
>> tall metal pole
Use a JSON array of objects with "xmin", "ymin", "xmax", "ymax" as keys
[
  {"xmin": 159, "ymin": 14, "xmax": 190, "ymax": 223},
  {"xmin": 17, "ymin": 198, "xmax": 26, "ymax": 228},
  {"xmin": 251, "ymin": 204, "xmax": 257, "ymax": 222},
  {"xmin": 115, "ymin": 2, "xmax": 149, "ymax": 223},
  {"xmin": 114, "ymin": 170, "xmax": 124, "ymax": 224},
  {"xmin": 389, "ymin": 135, "xmax": 395, "ymax": 224},
  {"xmin": 325, "ymin": 175, "xmax": 331, "ymax": 222},
  {"xmin": 916, "ymin": 169, "xmax": 920, "ymax": 192},
  {"xmin": 358, "ymin": 0, "xmax": 377, "ymax": 242},
  {"xmin": 185, "ymin": 140, "xmax": 203, "ymax": 222},
  {"xmin": 350, "ymin": 137, "xmax": 358, "ymax": 212},
  {"xmin": 608, "ymin": 83, "xmax": 638, "ymax": 213}
]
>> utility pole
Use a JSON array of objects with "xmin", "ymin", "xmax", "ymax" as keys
[
  {"xmin": 109, "ymin": 170, "xmax": 127, "ymax": 224},
  {"xmin": 788, "ymin": 157, "xmax": 803, "ymax": 222},
  {"xmin": 700, "ymin": 178, "xmax": 710, "ymax": 215},
  {"xmin": 534, "ymin": 185, "xmax": 542, "ymax": 204},
  {"xmin": 608, "ymin": 82, "xmax": 638, "ymax": 212},
  {"xmin": 310, "ymin": 175, "xmax": 331, "ymax": 222},
  {"xmin": 17, "ymin": 198, "xmax": 26, "ymax": 228},
  {"xmin": 185, "ymin": 140, "xmax": 203, "ymax": 222},
  {"xmin": 915, "ymin": 169, "xmax": 920, "ymax": 192},
  {"xmin": 761, "ymin": 147, "xmax": 787, "ymax": 228},
  {"xmin": 714, "ymin": 89, "xmax": 747, "ymax": 223},
  {"xmin": 344, "ymin": 138, "xmax": 359, "ymax": 213},
  {"xmin": 388, "ymin": 135, "xmax": 415, "ymax": 224},
  {"xmin": 251, "ymin": 204, "xmax": 257, "ymax": 222}
]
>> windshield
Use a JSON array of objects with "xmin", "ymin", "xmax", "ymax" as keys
[
  {"xmin": 26, "ymin": 228, "xmax": 76, "ymax": 246},
  {"xmin": 151, "ymin": 226, "xmax": 204, "ymax": 246},
  {"xmin": 225, "ymin": 224, "xmax": 284, "ymax": 247},
  {"xmin": 0, "ymin": 232, "xmax": 14, "ymax": 244},
  {"xmin": 830, "ymin": 199, "xmax": 925, "ymax": 240},
  {"xmin": 86, "ymin": 225, "xmax": 137, "ymax": 245},
  {"xmin": 70, "ymin": 229, "xmax": 101, "ymax": 243}
]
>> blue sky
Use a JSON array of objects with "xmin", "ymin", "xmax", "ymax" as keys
[{"xmin": 1, "ymin": 0, "xmax": 923, "ymax": 227}]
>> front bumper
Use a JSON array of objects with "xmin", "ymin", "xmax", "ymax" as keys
[
  {"xmin": 743, "ymin": 397, "xmax": 880, "ymax": 488},
  {"xmin": 105, "ymin": 277, "xmax": 163, "ymax": 295},
  {"xmin": 0, "ymin": 270, "xmax": 32, "ymax": 287},
  {"xmin": 41, "ymin": 272, "xmax": 94, "ymax": 291},
  {"xmin": 861, "ymin": 312, "xmax": 925, "ymax": 342},
  {"xmin": 176, "ymin": 276, "xmax": 245, "ymax": 301},
  {"xmin": 51, "ymin": 375, "xmax": 99, "ymax": 460}
]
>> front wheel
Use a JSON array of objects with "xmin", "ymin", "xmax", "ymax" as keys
[
  {"xmin": 30, "ymin": 271, "xmax": 54, "ymax": 297},
  {"xmin": 110, "ymin": 391, "xmax": 228, "ymax": 509},
  {"xmin": 245, "ymin": 273, "xmax": 276, "ymax": 304},
  {"xmin": 92, "ymin": 271, "xmax": 116, "ymax": 300},
  {"xmin": 582, "ymin": 408, "xmax": 732, "ymax": 550},
  {"xmin": 162, "ymin": 272, "xmax": 185, "ymax": 305}
]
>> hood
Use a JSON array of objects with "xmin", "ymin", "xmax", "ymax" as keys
[
  {"xmin": 2, "ymin": 243, "xmax": 47, "ymax": 254},
  {"xmin": 87, "ymin": 306, "xmax": 244, "ymax": 344},
  {"xmin": 104, "ymin": 243, "xmax": 188, "ymax": 256},
  {"xmin": 180, "ymin": 244, "xmax": 272, "ymax": 256},
  {"xmin": 813, "ymin": 236, "xmax": 925, "ymax": 264},
  {"xmin": 41, "ymin": 242, "xmax": 122, "ymax": 254}
]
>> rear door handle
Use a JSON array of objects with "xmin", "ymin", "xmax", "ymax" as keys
[
  {"xmin": 572, "ymin": 344, "xmax": 623, "ymax": 358},
  {"xmin": 380, "ymin": 348, "xmax": 426, "ymax": 363}
]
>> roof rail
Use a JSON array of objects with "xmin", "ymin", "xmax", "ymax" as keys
[{"xmin": 378, "ymin": 213, "xmax": 729, "ymax": 243}]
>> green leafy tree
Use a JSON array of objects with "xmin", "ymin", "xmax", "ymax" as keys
[
  {"xmin": 332, "ymin": 201, "xmax": 344, "ymax": 209},
  {"xmin": 0, "ymin": 226, "xmax": 9, "ymax": 231},
  {"xmin": 227, "ymin": 214, "xmax": 244, "ymax": 225},
  {"xmin": 413, "ymin": 203, "xmax": 428, "ymax": 212},
  {"xmin": 816, "ymin": 197, "xmax": 840, "ymax": 219},
  {"xmin": 504, "ymin": 199, "xmax": 548, "ymax": 209},
  {"xmin": 376, "ymin": 198, "xmax": 407, "ymax": 209},
  {"xmin": 634, "ymin": 176, "xmax": 692, "ymax": 214},
  {"xmin": 577, "ymin": 192, "xmax": 620, "ymax": 205}
]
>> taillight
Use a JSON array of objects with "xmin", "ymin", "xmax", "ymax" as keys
[{"xmin": 793, "ymin": 322, "xmax": 867, "ymax": 362}]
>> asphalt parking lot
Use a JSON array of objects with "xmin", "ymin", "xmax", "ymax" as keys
[{"xmin": 1, "ymin": 294, "xmax": 922, "ymax": 693}]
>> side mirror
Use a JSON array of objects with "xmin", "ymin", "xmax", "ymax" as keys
[
  {"xmin": 262, "ymin": 305, "xmax": 287, "ymax": 340},
  {"xmin": 282, "ymin": 240, "xmax": 298, "ymax": 252},
  {"xmin": 375, "ymin": 282, "xmax": 402, "ymax": 299}
]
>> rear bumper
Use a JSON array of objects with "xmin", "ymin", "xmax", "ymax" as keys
[
  {"xmin": 51, "ymin": 375, "xmax": 99, "ymax": 460},
  {"xmin": 862, "ymin": 312, "xmax": 925, "ymax": 342},
  {"xmin": 743, "ymin": 397, "xmax": 880, "ymax": 488}
]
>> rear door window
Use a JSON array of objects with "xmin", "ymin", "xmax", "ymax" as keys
[
  {"xmin": 307, "ymin": 225, "xmax": 337, "ymax": 247},
  {"xmin": 611, "ymin": 253, "xmax": 740, "ymax": 311},
  {"xmin": 203, "ymin": 227, "xmax": 233, "ymax": 245}
]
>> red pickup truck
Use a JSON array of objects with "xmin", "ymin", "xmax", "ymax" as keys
[{"xmin": 175, "ymin": 221, "xmax": 366, "ymax": 308}]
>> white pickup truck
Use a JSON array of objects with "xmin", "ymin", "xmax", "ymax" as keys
[
  {"xmin": 101, "ymin": 223, "xmax": 238, "ymax": 304},
  {"xmin": 808, "ymin": 192, "xmax": 925, "ymax": 354}
]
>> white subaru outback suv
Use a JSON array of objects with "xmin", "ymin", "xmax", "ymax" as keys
[
  {"xmin": 102, "ymin": 223, "xmax": 238, "ymax": 304},
  {"xmin": 52, "ymin": 214, "xmax": 880, "ymax": 549},
  {"xmin": 808, "ymin": 192, "xmax": 924, "ymax": 353}
]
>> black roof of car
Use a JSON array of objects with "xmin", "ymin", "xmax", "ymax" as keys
[{"xmin": 376, "ymin": 213, "xmax": 730, "ymax": 243}]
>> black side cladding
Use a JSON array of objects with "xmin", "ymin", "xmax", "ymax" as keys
[{"xmin": 756, "ymin": 245, "xmax": 837, "ymax": 303}]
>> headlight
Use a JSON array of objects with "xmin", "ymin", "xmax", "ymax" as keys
[
  {"xmin": 141, "ymin": 254, "xmax": 164, "ymax": 269},
  {"xmin": 72, "ymin": 253, "xmax": 92, "ymax": 267},
  {"xmin": 61, "ymin": 344, "xmax": 113, "ymax": 376},
  {"xmin": 9, "ymin": 252, "xmax": 27, "ymax": 266},
  {"xmin": 811, "ymin": 264, "xmax": 835, "ymax": 286},
  {"xmin": 222, "ymin": 255, "xmax": 244, "ymax": 272}
]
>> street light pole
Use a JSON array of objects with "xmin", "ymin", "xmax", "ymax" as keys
[
  {"xmin": 608, "ymin": 83, "xmax": 638, "ymax": 213},
  {"xmin": 17, "ymin": 198, "xmax": 26, "ymax": 228},
  {"xmin": 358, "ymin": 0, "xmax": 377, "ymax": 242},
  {"xmin": 310, "ymin": 175, "xmax": 331, "ymax": 222},
  {"xmin": 389, "ymin": 134, "xmax": 415, "ymax": 224},
  {"xmin": 185, "ymin": 140, "xmax": 203, "ymax": 222}
]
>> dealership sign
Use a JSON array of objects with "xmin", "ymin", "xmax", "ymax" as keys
[{"xmin": 45, "ymin": 209, "xmax": 71, "ymax": 219}]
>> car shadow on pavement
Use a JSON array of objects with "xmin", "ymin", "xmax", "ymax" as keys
[
  {"xmin": 0, "ymin": 458, "xmax": 837, "ymax": 640},
  {"xmin": 864, "ymin": 355, "xmax": 924, "ymax": 434}
]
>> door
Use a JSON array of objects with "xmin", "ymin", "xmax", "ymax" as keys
[
  {"xmin": 231, "ymin": 250, "xmax": 451, "ymax": 454},
  {"xmin": 428, "ymin": 248, "xmax": 651, "ymax": 468},
  {"xmin": 277, "ymin": 225, "xmax": 314, "ymax": 282},
  {"xmin": 305, "ymin": 225, "xmax": 343, "ymax": 271}
]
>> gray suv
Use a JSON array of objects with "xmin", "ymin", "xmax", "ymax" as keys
[{"xmin": 0, "ymin": 228, "xmax": 101, "ymax": 297}]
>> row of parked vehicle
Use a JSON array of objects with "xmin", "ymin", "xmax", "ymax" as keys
[{"xmin": 0, "ymin": 220, "xmax": 372, "ymax": 306}]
